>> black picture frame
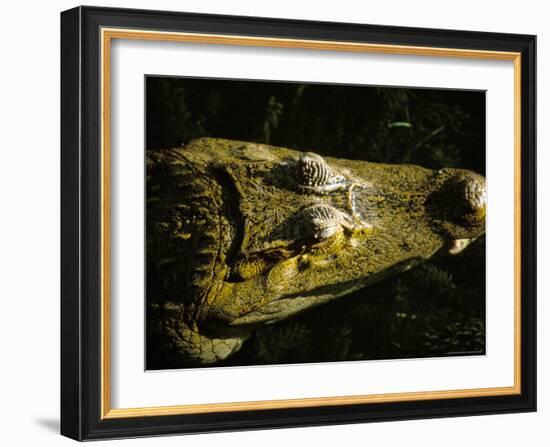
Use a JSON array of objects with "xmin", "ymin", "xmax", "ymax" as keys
[{"xmin": 61, "ymin": 5, "xmax": 536, "ymax": 441}]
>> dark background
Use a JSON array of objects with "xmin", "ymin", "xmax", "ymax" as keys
[{"xmin": 146, "ymin": 76, "xmax": 486, "ymax": 366}]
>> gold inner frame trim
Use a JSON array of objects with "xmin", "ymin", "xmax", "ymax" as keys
[{"xmin": 100, "ymin": 27, "xmax": 522, "ymax": 419}]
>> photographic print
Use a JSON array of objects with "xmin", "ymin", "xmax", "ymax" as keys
[
  {"xmin": 61, "ymin": 8, "xmax": 536, "ymax": 439},
  {"xmin": 145, "ymin": 76, "xmax": 487, "ymax": 370}
]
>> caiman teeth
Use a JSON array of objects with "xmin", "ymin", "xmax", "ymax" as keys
[{"xmin": 448, "ymin": 238, "xmax": 473, "ymax": 255}]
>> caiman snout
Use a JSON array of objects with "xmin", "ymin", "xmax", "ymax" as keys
[{"xmin": 345, "ymin": 161, "xmax": 486, "ymax": 239}]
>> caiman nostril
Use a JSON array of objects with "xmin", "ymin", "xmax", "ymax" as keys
[{"xmin": 435, "ymin": 172, "xmax": 487, "ymax": 227}]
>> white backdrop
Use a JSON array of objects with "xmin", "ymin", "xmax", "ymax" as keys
[{"xmin": 0, "ymin": 0, "xmax": 546, "ymax": 446}]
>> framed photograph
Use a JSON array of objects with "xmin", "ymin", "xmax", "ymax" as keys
[{"xmin": 60, "ymin": 6, "xmax": 536, "ymax": 441}]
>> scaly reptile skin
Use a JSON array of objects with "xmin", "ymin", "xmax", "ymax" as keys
[{"xmin": 146, "ymin": 138, "xmax": 486, "ymax": 366}]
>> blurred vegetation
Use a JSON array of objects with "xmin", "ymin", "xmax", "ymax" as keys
[{"xmin": 146, "ymin": 76, "xmax": 486, "ymax": 366}]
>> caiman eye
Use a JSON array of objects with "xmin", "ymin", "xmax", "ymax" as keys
[
  {"xmin": 294, "ymin": 204, "xmax": 351, "ymax": 245},
  {"xmin": 296, "ymin": 153, "xmax": 345, "ymax": 193}
]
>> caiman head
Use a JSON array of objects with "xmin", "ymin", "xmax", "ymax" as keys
[{"xmin": 147, "ymin": 138, "xmax": 486, "ymax": 366}]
